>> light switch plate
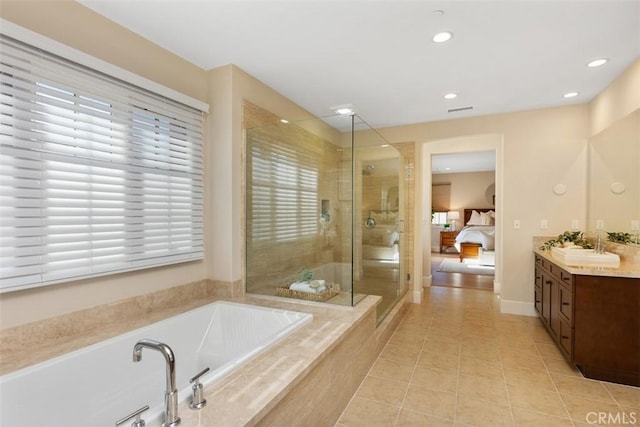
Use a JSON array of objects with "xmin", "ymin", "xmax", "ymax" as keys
[{"xmin": 571, "ymin": 219, "xmax": 579, "ymax": 230}]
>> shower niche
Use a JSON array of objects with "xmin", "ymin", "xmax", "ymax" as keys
[{"xmin": 244, "ymin": 101, "xmax": 410, "ymax": 321}]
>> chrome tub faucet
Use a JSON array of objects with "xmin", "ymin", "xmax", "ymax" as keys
[{"xmin": 133, "ymin": 339, "xmax": 181, "ymax": 427}]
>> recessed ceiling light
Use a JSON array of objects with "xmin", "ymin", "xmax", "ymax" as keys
[
  {"xmin": 587, "ymin": 58, "xmax": 608, "ymax": 68},
  {"xmin": 380, "ymin": 144, "xmax": 390, "ymax": 147},
  {"xmin": 432, "ymin": 9, "xmax": 445, "ymax": 16},
  {"xmin": 563, "ymin": 92, "xmax": 579, "ymax": 98},
  {"xmin": 280, "ymin": 119, "xmax": 289, "ymax": 124},
  {"xmin": 433, "ymin": 31, "xmax": 453, "ymax": 43},
  {"xmin": 330, "ymin": 104, "xmax": 355, "ymax": 115},
  {"xmin": 444, "ymin": 93, "xmax": 457, "ymax": 100}
]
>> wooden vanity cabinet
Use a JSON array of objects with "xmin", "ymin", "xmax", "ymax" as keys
[{"xmin": 534, "ymin": 254, "xmax": 640, "ymax": 386}]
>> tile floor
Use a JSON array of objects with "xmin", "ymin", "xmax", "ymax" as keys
[{"xmin": 336, "ymin": 286, "xmax": 640, "ymax": 426}]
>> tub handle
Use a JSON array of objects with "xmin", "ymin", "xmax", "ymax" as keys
[
  {"xmin": 189, "ymin": 367, "xmax": 210, "ymax": 410},
  {"xmin": 115, "ymin": 404, "xmax": 149, "ymax": 427}
]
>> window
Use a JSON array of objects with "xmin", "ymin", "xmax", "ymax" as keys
[
  {"xmin": 431, "ymin": 183, "xmax": 451, "ymax": 225},
  {"xmin": 247, "ymin": 130, "xmax": 318, "ymax": 244},
  {"xmin": 431, "ymin": 212, "xmax": 448, "ymax": 225},
  {"xmin": 0, "ymin": 35, "xmax": 204, "ymax": 292}
]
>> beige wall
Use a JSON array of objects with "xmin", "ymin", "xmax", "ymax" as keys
[
  {"xmin": 590, "ymin": 59, "xmax": 640, "ymax": 136},
  {"xmin": 432, "ymin": 171, "xmax": 495, "ymax": 214},
  {"xmin": 587, "ymin": 59, "xmax": 640, "ymax": 235}
]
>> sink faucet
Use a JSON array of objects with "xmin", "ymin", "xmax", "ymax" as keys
[{"xmin": 133, "ymin": 339, "xmax": 181, "ymax": 427}]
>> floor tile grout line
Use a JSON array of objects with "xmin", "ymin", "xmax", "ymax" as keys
[
  {"xmin": 538, "ymin": 346, "xmax": 580, "ymax": 425},
  {"xmin": 392, "ymin": 299, "xmax": 436, "ymax": 426}
]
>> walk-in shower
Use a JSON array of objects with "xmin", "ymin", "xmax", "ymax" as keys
[{"xmin": 244, "ymin": 101, "xmax": 409, "ymax": 322}]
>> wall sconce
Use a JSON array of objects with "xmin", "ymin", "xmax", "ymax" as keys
[
  {"xmin": 448, "ymin": 210, "xmax": 460, "ymax": 231},
  {"xmin": 553, "ymin": 184, "xmax": 567, "ymax": 195},
  {"xmin": 610, "ymin": 182, "xmax": 625, "ymax": 194}
]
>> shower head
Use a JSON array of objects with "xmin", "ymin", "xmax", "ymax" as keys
[{"xmin": 362, "ymin": 164, "xmax": 375, "ymax": 175}]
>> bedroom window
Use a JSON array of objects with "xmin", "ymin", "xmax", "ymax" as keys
[
  {"xmin": 432, "ymin": 212, "xmax": 448, "ymax": 225},
  {"xmin": 247, "ymin": 133, "xmax": 318, "ymax": 244},
  {"xmin": 0, "ymin": 34, "xmax": 204, "ymax": 292}
]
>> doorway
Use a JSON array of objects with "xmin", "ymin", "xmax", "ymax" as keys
[{"xmin": 421, "ymin": 134, "xmax": 503, "ymax": 294}]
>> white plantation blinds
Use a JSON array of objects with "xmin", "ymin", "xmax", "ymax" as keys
[
  {"xmin": 247, "ymin": 131, "xmax": 318, "ymax": 244},
  {"xmin": 0, "ymin": 35, "xmax": 204, "ymax": 292}
]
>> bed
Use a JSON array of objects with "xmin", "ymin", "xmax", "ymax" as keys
[
  {"xmin": 455, "ymin": 208, "xmax": 496, "ymax": 264},
  {"xmin": 362, "ymin": 225, "xmax": 399, "ymax": 263}
]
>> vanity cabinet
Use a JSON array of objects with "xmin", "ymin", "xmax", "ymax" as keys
[{"xmin": 534, "ymin": 253, "xmax": 640, "ymax": 386}]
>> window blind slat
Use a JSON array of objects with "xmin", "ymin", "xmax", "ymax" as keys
[{"xmin": 247, "ymin": 130, "xmax": 318, "ymax": 244}]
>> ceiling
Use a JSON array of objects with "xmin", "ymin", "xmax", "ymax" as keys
[{"xmin": 78, "ymin": 0, "xmax": 639, "ymax": 131}]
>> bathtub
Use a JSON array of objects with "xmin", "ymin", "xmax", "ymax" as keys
[{"xmin": 0, "ymin": 301, "xmax": 313, "ymax": 426}]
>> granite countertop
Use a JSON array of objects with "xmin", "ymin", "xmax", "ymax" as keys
[{"xmin": 534, "ymin": 247, "xmax": 640, "ymax": 279}]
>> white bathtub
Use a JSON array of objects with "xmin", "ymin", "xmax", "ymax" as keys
[{"xmin": 0, "ymin": 301, "xmax": 313, "ymax": 426}]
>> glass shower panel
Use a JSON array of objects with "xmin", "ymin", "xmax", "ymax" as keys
[
  {"xmin": 244, "ymin": 107, "xmax": 407, "ymax": 321},
  {"xmin": 245, "ymin": 112, "xmax": 355, "ymax": 307},
  {"xmin": 352, "ymin": 117, "xmax": 405, "ymax": 322}
]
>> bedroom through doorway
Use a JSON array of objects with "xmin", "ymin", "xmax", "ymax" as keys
[{"xmin": 422, "ymin": 134, "xmax": 503, "ymax": 294}]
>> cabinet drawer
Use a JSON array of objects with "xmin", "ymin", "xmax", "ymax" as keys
[
  {"xmin": 549, "ymin": 263, "xmax": 573, "ymax": 287},
  {"xmin": 559, "ymin": 284, "xmax": 573, "ymax": 324},
  {"xmin": 559, "ymin": 269, "xmax": 574, "ymax": 289},
  {"xmin": 539, "ymin": 256, "xmax": 552, "ymax": 272}
]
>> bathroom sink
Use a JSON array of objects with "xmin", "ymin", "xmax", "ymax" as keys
[{"xmin": 551, "ymin": 246, "xmax": 620, "ymax": 268}]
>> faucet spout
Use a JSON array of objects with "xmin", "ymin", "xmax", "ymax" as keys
[{"xmin": 132, "ymin": 339, "xmax": 180, "ymax": 427}]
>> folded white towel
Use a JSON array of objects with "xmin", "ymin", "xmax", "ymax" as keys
[
  {"xmin": 290, "ymin": 282, "xmax": 327, "ymax": 294},
  {"xmin": 309, "ymin": 279, "xmax": 326, "ymax": 288}
]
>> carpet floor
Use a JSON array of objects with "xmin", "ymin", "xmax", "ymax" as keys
[{"xmin": 437, "ymin": 258, "xmax": 495, "ymax": 276}]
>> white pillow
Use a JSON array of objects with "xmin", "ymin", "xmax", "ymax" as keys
[
  {"xmin": 480, "ymin": 211, "xmax": 494, "ymax": 225},
  {"xmin": 467, "ymin": 210, "xmax": 483, "ymax": 225}
]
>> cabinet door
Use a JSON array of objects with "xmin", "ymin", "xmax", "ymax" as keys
[
  {"xmin": 541, "ymin": 272, "xmax": 552, "ymax": 328},
  {"xmin": 534, "ymin": 284, "xmax": 542, "ymax": 314},
  {"xmin": 534, "ymin": 267, "xmax": 543, "ymax": 314},
  {"xmin": 559, "ymin": 319, "xmax": 573, "ymax": 360},
  {"xmin": 549, "ymin": 278, "xmax": 561, "ymax": 339}
]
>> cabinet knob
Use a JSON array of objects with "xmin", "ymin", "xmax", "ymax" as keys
[{"xmin": 562, "ymin": 302, "xmax": 570, "ymax": 306}]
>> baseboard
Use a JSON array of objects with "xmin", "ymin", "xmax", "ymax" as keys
[
  {"xmin": 412, "ymin": 288, "xmax": 423, "ymax": 303},
  {"xmin": 422, "ymin": 274, "xmax": 432, "ymax": 287},
  {"xmin": 500, "ymin": 299, "xmax": 537, "ymax": 317}
]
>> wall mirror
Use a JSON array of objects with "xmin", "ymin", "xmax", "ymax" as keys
[{"xmin": 587, "ymin": 109, "xmax": 639, "ymax": 245}]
